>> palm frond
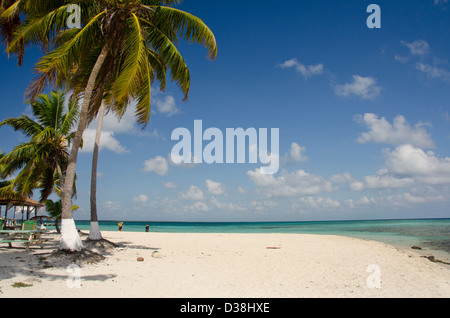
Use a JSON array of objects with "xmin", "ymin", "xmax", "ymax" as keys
[
  {"xmin": 154, "ymin": 6, "xmax": 217, "ymax": 60},
  {"xmin": 25, "ymin": 10, "xmax": 106, "ymax": 100},
  {"xmin": 0, "ymin": 115, "xmax": 43, "ymax": 137},
  {"xmin": 111, "ymin": 13, "xmax": 147, "ymax": 104},
  {"xmin": 145, "ymin": 21, "xmax": 190, "ymax": 99}
]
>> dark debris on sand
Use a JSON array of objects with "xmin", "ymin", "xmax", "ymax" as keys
[{"xmin": 43, "ymin": 239, "xmax": 120, "ymax": 267}]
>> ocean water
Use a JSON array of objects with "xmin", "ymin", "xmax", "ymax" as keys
[{"xmin": 63, "ymin": 218, "xmax": 450, "ymax": 257}]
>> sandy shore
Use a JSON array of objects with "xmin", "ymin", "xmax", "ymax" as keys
[{"xmin": 0, "ymin": 230, "xmax": 449, "ymax": 298}]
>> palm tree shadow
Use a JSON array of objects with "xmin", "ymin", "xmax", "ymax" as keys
[
  {"xmin": 113, "ymin": 241, "xmax": 161, "ymax": 251},
  {"xmin": 0, "ymin": 247, "xmax": 115, "ymax": 283}
]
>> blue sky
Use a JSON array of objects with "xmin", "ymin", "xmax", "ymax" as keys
[{"xmin": 1, "ymin": 0, "xmax": 450, "ymax": 222}]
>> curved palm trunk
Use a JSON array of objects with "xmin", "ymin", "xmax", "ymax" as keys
[
  {"xmin": 88, "ymin": 100, "xmax": 106, "ymax": 241},
  {"xmin": 60, "ymin": 44, "xmax": 110, "ymax": 252}
]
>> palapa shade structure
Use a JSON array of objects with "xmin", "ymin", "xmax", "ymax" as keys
[{"xmin": 0, "ymin": 196, "xmax": 44, "ymax": 228}]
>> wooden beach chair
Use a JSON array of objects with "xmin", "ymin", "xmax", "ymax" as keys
[{"xmin": 21, "ymin": 220, "xmax": 36, "ymax": 240}]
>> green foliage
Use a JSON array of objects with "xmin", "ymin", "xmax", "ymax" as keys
[
  {"xmin": 4, "ymin": 0, "xmax": 217, "ymax": 128},
  {"xmin": 0, "ymin": 91, "xmax": 79, "ymax": 201}
]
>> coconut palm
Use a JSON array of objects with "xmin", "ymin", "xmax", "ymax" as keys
[
  {"xmin": 0, "ymin": 152, "xmax": 20, "ymax": 199},
  {"xmin": 0, "ymin": 0, "xmax": 25, "ymax": 65},
  {"xmin": 5, "ymin": 0, "xmax": 217, "ymax": 252},
  {"xmin": 0, "ymin": 90, "xmax": 79, "ymax": 203},
  {"xmin": 45, "ymin": 198, "xmax": 78, "ymax": 234}
]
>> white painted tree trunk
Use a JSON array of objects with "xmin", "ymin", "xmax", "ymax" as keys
[
  {"xmin": 89, "ymin": 101, "xmax": 105, "ymax": 241},
  {"xmin": 59, "ymin": 218, "xmax": 83, "ymax": 252},
  {"xmin": 59, "ymin": 44, "xmax": 110, "ymax": 252},
  {"xmin": 88, "ymin": 221, "xmax": 103, "ymax": 241}
]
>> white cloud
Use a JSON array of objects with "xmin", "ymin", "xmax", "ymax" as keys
[
  {"xmin": 401, "ymin": 40, "xmax": 430, "ymax": 56},
  {"xmin": 278, "ymin": 58, "xmax": 324, "ymax": 79},
  {"xmin": 334, "ymin": 75, "xmax": 382, "ymax": 100},
  {"xmin": 355, "ymin": 113, "xmax": 435, "ymax": 148},
  {"xmin": 350, "ymin": 144, "xmax": 450, "ymax": 192},
  {"xmin": 168, "ymin": 153, "xmax": 198, "ymax": 169},
  {"xmin": 434, "ymin": 0, "xmax": 448, "ymax": 6},
  {"xmin": 394, "ymin": 55, "xmax": 409, "ymax": 64},
  {"xmin": 210, "ymin": 197, "xmax": 245, "ymax": 211},
  {"xmin": 164, "ymin": 182, "xmax": 178, "ymax": 189},
  {"xmin": 396, "ymin": 40, "xmax": 450, "ymax": 83},
  {"xmin": 246, "ymin": 169, "xmax": 278, "ymax": 187},
  {"xmin": 205, "ymin": 179, "xmax": 226, "ymax": 195},
  {"xmin": 384, "ymin": 144, "xmax": 450, "ymax": 180},
  {"xmin": 143, "ymin": 156, "xmax": 169, "ymax": 176},
  {"xmin": 330, "ymin": 172, "xmax": 353, "ymax": 184},
  {"xmin": 298, "ymin": 196, "xmax": 341, "ymax": 209},
  {"xmin": 416, "ymin": 63, "xmax": 450, "ymax": 81},
  {"xmin": 155, "ymin": 96, "xmax": 180, "ymax": 117},
  {"xmin": 81, "ymin": 103, "xmax": 159, "ymax": 154},
  {"xmin": 180, "ymin": 185, "xmax": 205, "ymax": 201},
  {"xmin": 282, "ymin": 142, "xmax": 308, "ymax": 164},
  {"xmin": 247, "ymin": 168, "xmax": 334, "ymax": 198},
  {"xmin": 190, "ymin": 201, "xmax": 209, "ymax": 212},
  {"xmin": 81, "ymin": 128, "xmax": 128, "ymax": 154},
  {"xmin": 350, "ymin": 175, "xmax": 414, "ymax": 191},
  {"xmin": 103, "ymin": 201, "xmax": 121, "ymax": 210},
  {"xmin": 237, "ymin": 186, "xmax": 247, "ymax": 194},
  {"xmin": 133, "ymin": 194, "xmax": 149, "ymax": 204}
]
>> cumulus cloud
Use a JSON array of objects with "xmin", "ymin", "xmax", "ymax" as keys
[
  {"xmin": 189, "ymin": 201, "xmax": 209, "ymax": 212},
  {"xmin": 434, "ymin": 0, "xmax": 448, "ymax": 6},
  {"xmin": 298, "ymin": 196, "xmax": 341, "ymax": 209},
  {"xmin": 143, "ymin": 156, "xmax": 169, "ymax": 176},
  {"xmin": 180, "ymin": 185, "xmax": 205, "ymax": 201},
  {"xmin": 237, "ymin": 186, "xmax": 247, "ymax": 194},
  {"xmin": 350, "ymin": 175, "xmax": 414, "ymax": 191},
  {"xmin": 401, "ymin": 40, "xmax": 430, "ymax": 56},
  {"xmin": 330, "ymin": 172, "xmax": 353, "ymax": 184},
  {"xmin": 81, "ymin": 129, "xmax": 129, "ymax": 154},
  {"xmin": 154, "ymin": 95, "xmax": 180, "ymax": 117},
  {"xmin": 81, "ymin": 102, "xmax": 159, "ymax": 154},
  {"xmin": 355, "ymin": 113, "xmax": 435, "ymax": 148},
  {"xmin": 133, "ymin": 194, "xmax": 149, "ymax": 204},
  {"xmin": 282, "ymin": 142, "xmax": 308, "ymax": 164},
  {"xmin": 210, "ymin": 197, "xmax": 245, "ymax": 211},
  {"xmin": 384, "ymin": 144, "xmax": 450, "ymax": 180},
  {"xmin": 350, "ymin": 144, "xmax": 450, "ymax": 191},
  {"xmin": 396, "ymin": 40, "xmax": 450, "ymax": 83},
  {"xmin": 334, "ymin": 75, "xmax": 382, "ymax": 100},
  {"xmin": 247, "ymin": 168, "xmax": 334, "ymax": 198},
  {"xmin": 205, "ymin": 180, "xmax": 226, "ymax": 195},
  {"xmin": 415, "ymin": 63, "xmax": 450, "ymax": 81},
  {"xmin": 278, "ymin": 58, "xmax": 324, "ymax": 79},
  {"xmin": 103, "ymin": 201, "xmax": 121, "ymax": 210},
  {"xmin": 164, "ymin": 182, "xmax": 178, "ymax": 189}
]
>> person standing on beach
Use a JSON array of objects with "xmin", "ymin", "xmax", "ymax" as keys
[
  {"xmin": 118, "ymin": 222, "xmax": 123, "ymax": 231},
  {"xmin": 145, "ymin": 224, "xmax": 149, "ymax": 232}
]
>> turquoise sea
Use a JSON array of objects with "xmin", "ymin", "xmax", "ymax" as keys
[{"xmin": 64, "ymin": 218, "xmax": 450, "ymax": 257}]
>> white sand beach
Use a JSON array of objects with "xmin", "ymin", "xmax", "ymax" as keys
[{"xmin": 0, "ymin": 230, "xmax": 449, "ymax": 298}]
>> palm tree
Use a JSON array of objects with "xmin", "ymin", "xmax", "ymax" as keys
[
  {"xmin": 0, "ymin": 0, "xmax": 25, "ymax": 65},
  {"xmin": 45, "ymin": 198, "xmax": 62, "ymax": 233},
  {"xmin": 0, "ymin": 90, "xmax": 79, "ymax": 203},
  {"xmin": 45, "ymin": 198, "xmax": 78, "ymax": 234},
  {"xmin": 5, "ymin": 0, "xmax": 217, "ymax": 252},
  {"xmin": 88, "ymin": 100, "xmax": 106, "ymax": 241}
]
